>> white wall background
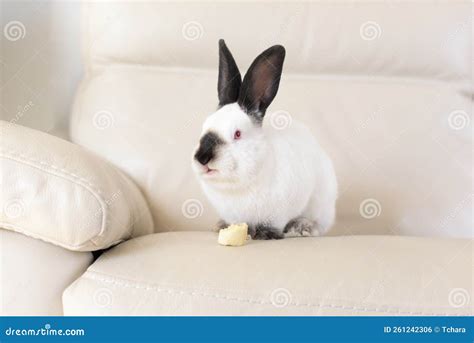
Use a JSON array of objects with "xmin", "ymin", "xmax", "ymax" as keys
[{"xmin": 1, "ymin": 0, "xmax": 82, "ymax": 138}]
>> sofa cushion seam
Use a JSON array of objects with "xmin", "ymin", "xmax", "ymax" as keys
[
  {"xmin": 81, "ymin": 271, "xmax": 469, "ymax": 316},
  {"xmin": 0, "ymin": 222, "xmax": 88, "ymax": 250},
  {"xmin": 87, "ymin": 62, "xmax": 470, "ymax": 86},
  {"xmin": 0, "ymin": 150, "xmax": 106, "ymax": 246}
]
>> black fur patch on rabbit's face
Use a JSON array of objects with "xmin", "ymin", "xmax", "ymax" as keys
[
  {"xmin": 193, "ymin": 103, "xmax": 267, "ymax": 186},
  {"xmin": 194, "ymin": 131, "xmax": 224, "ymax": 166}
]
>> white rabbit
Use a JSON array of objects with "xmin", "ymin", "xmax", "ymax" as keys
[{"xmin": 192, "ymin": 39, "xmax": 337, "ymax": 239}]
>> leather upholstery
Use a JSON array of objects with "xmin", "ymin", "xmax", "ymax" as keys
[
  {"xmin": 3, "ymin": 1, "xmax": 472, "ymax": 317},
  {"xmin": 1, "ymin": 230, "xmax": 92, "ymax": 315},
  {"xmin": 63, "ymin": 231, "xmax": 473, "ymax": 316},
  {"xmin": 71, "ymin": 2, "xmax": 472, "ymax": 237},
  {"xmin": 0, "ymin": 121, "xmax": 154, "ymax": 251},
  {"xmin": 81, "ymin": 2, "xmax": 470, "ymax": 82}
]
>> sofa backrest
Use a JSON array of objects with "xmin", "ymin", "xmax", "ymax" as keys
[{"xmin": 70, "ymin": 2, "xmax": 472, "ymax": 237}]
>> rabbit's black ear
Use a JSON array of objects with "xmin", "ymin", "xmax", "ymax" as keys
[
  {"xmin": 218, "ymin": 39, "xmax": 242, "ymax": 106},
  {"xmin": 238, "ymin": 45, "xmax": 285, "ymax": 122}
]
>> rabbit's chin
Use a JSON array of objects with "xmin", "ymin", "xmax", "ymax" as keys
[
  {"xmin": 193, "ymin": 165, "xmax": 247, "ymax": 194},
  {"xmin": 193, "ymin": 160, "xmax": 228, "ymax": 181}
]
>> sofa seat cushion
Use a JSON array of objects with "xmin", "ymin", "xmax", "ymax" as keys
[
  {"xmin": 63, "ymin": 232, "xmax": 473, "ymax": 316},
  {"xmin": 1, "ymin": 229, "xmax": 93, "ymax": 315}
]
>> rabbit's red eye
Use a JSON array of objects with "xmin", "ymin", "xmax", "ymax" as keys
[{"xmin": 234, "ymin": 130, "xmax": 241, "ymax": 140}]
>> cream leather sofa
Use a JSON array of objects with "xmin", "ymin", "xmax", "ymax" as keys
[{"xmin": 1, "ymin": 2, "xmax": 472, "ymax": 316}]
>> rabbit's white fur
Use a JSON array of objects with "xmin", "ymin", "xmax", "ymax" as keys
[
  {"xmin": 193, "ymin": 40, "xmax": 337, "ymax": 238},
  {"xmin": 192, "ymin": 103, "xmax": 337, "ymax": 236}
]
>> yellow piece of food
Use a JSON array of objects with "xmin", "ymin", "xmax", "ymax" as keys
[{"xmin": 218, "ymin": 223, "xmax": 248, "ymax": 246}]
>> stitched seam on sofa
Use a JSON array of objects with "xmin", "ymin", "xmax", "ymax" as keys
[
  {"xmin": 81, "ymin": 271, "xmax": 470, "ymax": 316},
  {"xmin": 0, "ymin": 222, "xmax": 91, "ymax": 251},
  {"xmin": 83, "ymin": 272, "xmax": 466, "ymax": 316},
  {"xmin": 88, "ymin": 63, "xmax": 470, "ymax": 87},
  {"xmin": 0, "ymin": 222, "xmax": 126, "ymax": 251},
  {"xmin": 70, "ymin": 106, "xmax": 149, "ymax": 241},
  {"xmin": 0, "ymin": 151, "xmax": 107, "ymax": 247},
  {"xmin": 114, "ymin": 170, "xmax": 139, "ymax": 238},
  {"xmin": 0, "ymin": 149, "xmax": 104, "ymax": 190}
]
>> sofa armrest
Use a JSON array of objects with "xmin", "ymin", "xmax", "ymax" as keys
[
  {"xmin": 1, "ymin": 229, "xmax": 94, "ymax": 315},
  {"xmin": 0, "ymin": 121, "xmax": 154, "ymax": 251}
]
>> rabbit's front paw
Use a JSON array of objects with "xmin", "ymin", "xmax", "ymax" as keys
[
  {"xmin": 283, "ymin": 217, "xmax": 318, "ymax": 237},
  {"xmin": 250, "ymin": 224, "xmax": 284, "ymax": 240}
]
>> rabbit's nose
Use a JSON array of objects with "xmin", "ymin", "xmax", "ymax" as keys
[
  {"xmin": 194, "ymin": 131, "xmax": 223, "ymax": 166},
  {"xmin": 195, "ymin": 148, "xmax": 212, "ymax": 166}
]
